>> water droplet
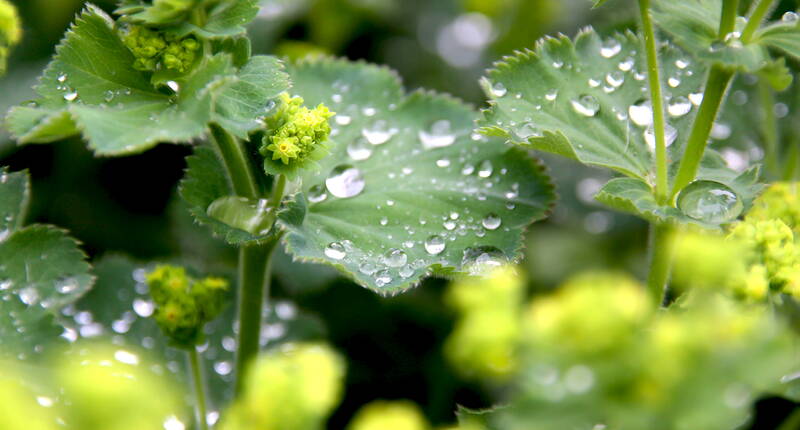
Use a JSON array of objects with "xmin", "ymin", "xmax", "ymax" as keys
[
  {"xmin": 362, "ymin": 106, "xmax": 377, "ymax": 117},
  {"xmin": 335, "ymin": 115, "xmax": 352, "ymax": 126},
  {"xmin": 688, "ymin": 92, "xmax": 703, "ymax": 105},
  {"xmin": 214, "ymin": 361, "xmax": 232, "ymax": 376},
  {"xmin": 600, "ymin": 39, "xmax": 622, "ymax": 58},
  {"xmin": 326, "ymin": 165, "xmax": 365, "ymax": 198},
  {"xmin": 37, "ymin": 396, "xmax": 54, "ymax": 407},
  {"xmin": 383, "ymin": 249, "xmax": 408, "ymax": 267},
  {"xmin": 133, "ymin": 298, "xmax": 154, "ymax": 317},
  {"xmin": 783, "ymin": 11, "xmax": 799, "ymax": 23},
  {"xmin": 63, "ymin": 91, "xmax": 78, "ymax": 102},
  {"xmin": 104, "ymin": 90, "xmax": 115, "ymax": 103},
  {"xmin": 166, "ymin": 80, "xmax": 180, "ymax": 93},
  {"xmin": 644, "ymin": 123, "xmax": 677, "ymax": 151},
  {"xmin": 399, "ymin": 265, "xmax": 414, "ymax": 278},
  {"xmin": 490, "ymin": 82, "xmax": 507, "ymax": 97},
  {"xmin": 677, "ymin": 180, "xmax": 743, "ymax": 224},
  {"xmin": 675, "ymin": 59, "xmax": 690, "ymax": 69},
  {"xmin": 325, "ymin": 242, "xmax": 347, "ymax": 260},
  {"xmin": 56, "ymin": 277, "xmax": 80, "ymax": 294},
  {"xmin": 419, "ymin": 120, "xmax": 456, "ymax": 149},
  {"xmin": 482, "ymin": 213, "xmax": 502, "ymax": 230},
  {"xmin": 207, "ymin": 196, "xmax": 273, "ymax": 235},
  {"xmin": 462, "ymin": 246, "xmax": 506, "ymax": 275},
  {"xmin": 308, "ymin": 184, "xmax": 328, "ymax": 203},
  {"xmin": 515, "ymin": 122, "xmax": 542, "ymax": 140},
  {"xmin": 436, "ymin": 158, "xmax": 451, "ymax": 168},
  {"xmin": 606, "ymin": 71, "xmax": 624, "ymax": 88},
  {"xmin": 710, "ymin": 122, "xmax": 731, "ymax": 140},
  {"xmin": 478, "ymin": 160, "xmax": 493, "ymax": 178},
  {"xmin": 424, "ymin": 235, "xmax": 446, "ymax": 255},
  {"xmin": 115, "ymin": 349, "xmax": 140, "ymax": 365},
  {"xmin": 545, "ymin": 89, "xmax": 558, "ymax": 102},
  {"xmin": 571, "ymin": 95, "xmax": 600, "ymax": 117},
  {"xmin": 359, "ymin": 262, "xmax": 378, "ymax": 275},
  {"xmin": 19, "ymin": 287, "xmax": 39, "ymax": 306},
  {"xmin": 667, "ymin": 96, "xmax": 692, "ymax": 117},
  {"xmin": 618, "ymin": 57, "xmax": 634, "ymax": 71},
  {"xmin": 362, "ymin": 120, "xmax": 397, "ymax": 145},
  {"xmin": 347, "ymin": 138, "xmax": 373, "ymax": 161},
  {"xmin": 667, "ymin": 77, "xmax": 680, "ymax": 88},
  {"xmin": 628, "ymin": 100, "xmax": 653, "ymax": 127},
  {"xmin": 375, "ymin": 270, "xmax": 392, "ymax": 287},
  {"xmin": 57, "ymin": 73, "xmax": 67, "ymax": 83},
  {"xmin": 0, "ymin": 279, "xmax": 12, "ymax": 291}
]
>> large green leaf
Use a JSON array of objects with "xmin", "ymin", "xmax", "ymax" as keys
[
  {"xmin": 274, "ymin": 57, "xmax": 555, "ymax": 293},
  {"xmin": 4, "ymin": 5, "xmax": 288, "ymax": 155},
  {"xmin": 479, "ymin": 29, "xmax": 764, "ymax": 226},
  {"xmin": 0, "ymin": 169, "xmax": 93, "ymax": 359}
]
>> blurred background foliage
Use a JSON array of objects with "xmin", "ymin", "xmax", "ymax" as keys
[{"xmin": 1, "ymin": 0, "xmax": 799, "ymax": 428}]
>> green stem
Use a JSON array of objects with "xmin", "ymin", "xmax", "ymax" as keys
[
  {"xmin": 188, "ymin": 348, "xmax": 209, "ymax": 430},
  {"xmin": 268, "ymin": 175, "xmax": 287, "ymax": 213},
  {"xmin": 638, "ymin": 0, "xmax": 669, "ymax": 203},
  {"xmin": 719, "ymin": 0, "xmax": 740, "ymax": 38},
  {"xmin": 234, "ymin": 237, "xmax": 279, "ymax": 394},
  {"xmin": 209, "ymin": 124, "xmax": 260, "ymax": 199},
  {"xmin": 741, "ymin": 0, "xmax": 777, "ymax": 43},
  {"xmin": 757, "ymin": 80, "xmax": 779, "ymax": 177},
  {"xmin": 783, "ymin": 141, "xmax": 799, "ymax": 181},
  {"xmin": 646, "ymin": 223, "xmax": 674, "ymax": 306},
  {"xmin": 778, "ymin": 407, "xmax": 800, "ymax": 430},
  {"xmin": 669, "ymin": 65, "xmax": 734, "ymax": 201}
]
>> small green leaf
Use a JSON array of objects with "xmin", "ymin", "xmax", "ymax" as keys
[
  {"xmin": 279, "ymin": 57, "xmax": 555, "ymax": 293},
  {"xmin": 179, "ymin": 146, "xmax": 273, "ymax": 245},
  {"xmin": 757, "ymin": 16, "xmax": 800, "ymax": 60},
  {"xmin": 177, "ymin": 0, "xmax": 260, "ymax": 39},
  {"xmin": 119, "ymin": 0, "xmax": 259, "ymax": 38},
  {"xmin": 0, "ymin": 167, "xmax": 29, "ymax": 234},
  {"xmin": 5, "ymin": 5, "xmax": 288, "ymax": 155}
]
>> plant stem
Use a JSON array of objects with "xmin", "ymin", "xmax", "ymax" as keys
[
  {"xmin": 741, "ymin": 0, "xmax": 776, "ymax": 43},
  {"xmin": 268, "ymin": 175, "xmax": 287, "ymax": 213},
  {"xmin": 783, "ymin": 141, "xmax": 799, "ymax": 180},
  {"xmin": 209, "ymin": 124, "xmax": 260, "ymax": 199},
  {"xmin": 778, "ymin": 407, "xmax": 800, "ymax": 430},
  {"xmin": 638, "ymin": 0, "xmax": 669, "ymax": 204},
  {"xmin": 669, "ymin": 65, "xmax": 734, "ymax": 201},
  {"xmin": 646, "ymin": 223, "xmax": 674, "ymax": 306},
  {"xmin": 188, "ymin": 348, "xmax": 209, "ymax": 430},
  {"xmin": 234, "ymin": 237, "xmax": 279, "ymax": 394},
  {"xmin": 757, "ymin": 80, "xmax": 779, "ymax": 176},
  {"xmin": 719, "ymin": 0, "xmax": 740, "ymax": 38}
]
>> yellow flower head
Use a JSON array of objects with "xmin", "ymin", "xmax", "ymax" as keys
[
  {"xmin": 347, "ymin": 400, "xmax": 430, "ymax": 430},
  {"xmin": 260, "ymin": 92, "xmax": 335, "ymax": 168}
]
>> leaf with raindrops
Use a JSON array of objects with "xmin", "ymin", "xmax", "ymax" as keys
[
  {"xmin": 651, "ymin": 0, "xmax": 800, "ymax": 75},
  {"xmin": 4, "ymin": 5, "xmax": 289, "ymax": 156},
  {"xmin": 479, "ymin": 28, "xmax": 763, "ymax": 226},
  {"xmin": 0, "ymin": 168, "xmax": 94, "ymax": 359},
  {"xmin": 273, "ymin": 57, "xmax": 555, "ymax": 294}
]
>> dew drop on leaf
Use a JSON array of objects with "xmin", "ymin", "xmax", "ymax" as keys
[
  {"xmin": 307, "ymin": 184, "xmax": 328, "ymax": 203},
  {"xmin": 782, "ymin": 11, "xmax": 799, "ymax": 23},
  {"xmin": 347, "ymin": 138, "xmax": 373, "ymax": 161},
  {"xmin": 600, "ymin": 39, "xmax": 622, "ymax": 58},
  {"xmin": 383, "ymin": 249, "xmax": 408, "ymax": 267},
  {"xmin": 335, "ymin": 114, "xmax": 352, "ymax": 126},
  {"xmin": 667, "ymin": 96, "xmax": 692, "ymax": 117},
  {"xmin": 206, "ymin": 196, "xmax": 273, "ymax": 235},
  {"xmin": 325, "ymin": 165, "xmax": 365, "ymax": 198},
  {"xmin": 424, "ymin": 235, "xmax": 446, "ymax": 255},
  {"xmin": 55, "ymin": 276, "xmax": 79, "ymax": 294},
  {"xmin": 571, "ymin": 95, "xmax": 600, "ymax": 117},
  {"xmin": 605, "ymin": 71, "xmax": 624, "ymax": 88},
  {"xmin": 677, "ymin": 180, "xmax": 743, "ymax": 224},
  {"xmin": 63, "ymin": 91, "xmax": 78, "ymax": 102},
  {"xmin": 359, "ymin": 262, "xmax": 378, "ymax": 275},
  {"xmin": 362, "ymin": 120, "xmax": 397, "ymax": 145},
  {"xmin": 515, "ymin": 122, "xmax": 542, "ymax": 140},
  {"xmin": 462, "ymin": 246, "xmax": 506, "ymax": 275},
  {"xmin": 490, "ymin": 82, "xmax": 507, "ymax": 97},
  {"xmin": 19, "ymin": 287, "xmax": 39, "ymax": 306},
  {"xmin": 628, "ymin": 100, "xmax": 653, "ymax": 127},
  {"xmin": 482, "ymin": 213, "xmax": 502, "ymax": 230},
  {"xmin": 133, "ymin": 298, "xmax": 154, "ymax": 317},
  {"xmin": 324, "ymin": 242, "xmax": 347, "ymax": 260},
  {"xmin": 419, "ymin": 120, "xmax": 456, "ymax": 149},
  {"xmin": 644, "ymin": 123, "xmax": 677, "ymax": 151},
  {"xmin": 375, "ymin": 270, "xmax": 392, "ymax": 287},
  {"xmin": 477, "ymin": 160, "xmax": 493, "ymax": 178}
]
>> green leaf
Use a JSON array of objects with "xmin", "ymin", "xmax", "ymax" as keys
[
  {"xmin": 278, "ymin": 57, "xmax": 555, "ymax": 293},
  {"xmin": 119, "ymin": 0, "xmax": 259, "ymax": 38},
  {"xmin": 757, "ymin": 16, "xmax": 800, "ymax": 60},
  {"xmin": 180, "ymin": 0, "xmax": 259, "ymax": 38},
  {"xmin": 5, "ymin": 5, "xmax": 288, "ymax": 155},
  {"xmin": 179, "ymin": 146, "xmax": 274, "ymax": 245},
  {"xmin": 0, "ymin": 167, "xmax": 29, "ymax": 234},
  {"xmin": 479, "ymin": 29, "xmax": 703, "ymax": 180}
]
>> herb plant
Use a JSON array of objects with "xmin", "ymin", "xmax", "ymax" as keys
[{"xmin": 0, "ymin": 0, "xmax": 799, "ymax": 429}]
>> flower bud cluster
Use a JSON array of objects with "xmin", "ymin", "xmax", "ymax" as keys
[
  {"xmin": 146, "ymin": 265, "xmax": 228, "ymax": 348},
  {"xmin": 261, "ymin": 93, "xmax": 335, "ymax": 166},
  {"xmin": 122, "ymin": 25, "xmax": 199, "ymax": 73}
]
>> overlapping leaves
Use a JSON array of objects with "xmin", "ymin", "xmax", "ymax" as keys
[
  {"xmin": 182, "ymin": 58, "xmax": 555, "ymax": 293},
  {"xmin": 0, "ymin": 168, "xmax": 94, "ymax": 359},
  {"xmin": 116, "ymin": 0, "xmax": 259, "ymax": 38},
  {"xmin": 479, "ymin": 28, "xmax": 760, "ymax": 227},
  {"xmin": 5, "ymin": 5, "xmax": 288, "ymax": 155}
]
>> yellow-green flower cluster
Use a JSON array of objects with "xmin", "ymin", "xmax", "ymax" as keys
[
  {"xmin": 146, "ymin": 265, "xmax": 228, "ymax": 348},
  {"xmin": 444, "ymin": 266, "xmax": 525, "ymax": 381},
  {"xmin": 347, "ymin": 400, "xmax": 430, "ymax": 430},
  {"xmin": 261, "ymin": 93, "xmax": 335, "ymax": 165},
  {"xmin": 525, "ymin": 271, "xmax": 652, "ymax": 357},
  {"xmin": 122, "ymin": 25, "xmax": 199, "ymax": 73},
  {"xmin": 0, "ymin": 0, "xmax": 21, "ymax": 75},
  {"xmin": 746, "ymin": 182, "xmax": 800, "ymax": 234},
  {"xmin": 220, "ymin": 343, "xmax": 345, "ymax": 430},
  {"xmin": 728, "ymin": 218, "xmax": 800, "ymax": 299}
]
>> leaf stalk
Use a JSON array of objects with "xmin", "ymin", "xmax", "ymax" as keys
[
  {"xmin": 646, "ymin": 223, "xmax": 674, "ymax": 306},
  {"xmin": 188, "ymin": 347, "xmax": 209, "ymax": 430}
]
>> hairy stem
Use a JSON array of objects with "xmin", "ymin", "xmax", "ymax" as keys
[
  {"xmin": 234, "ymin": 237, "xmax": 279, "ymax": 393},
  {"xmin": 719, "ymin": 0, "xmax": 740, "ymax": 38},
  {"xmin": 646, "ymin": 223, "xmax": 674, "ymax": 306},
  {"xmin": 742, "ymin": 0, "xmax": 777, "ymax": 43},
  {"xmin": 209, "ymin": 124, "xmax": 260, "ymax": 199},
  {"xmin": 638, "ymin": 0, "xmax": 669, "ymax": 203},
  {"xmin": 757, "ymin": 80, "xmax": 779, "ymax": 176},
  {"xmin": 188, "ymin": 348, "xmax": 209, "ymax": 430},
  {"xmin": 669, "ymin": 65, "xmax": 734, "ymax": 201}
]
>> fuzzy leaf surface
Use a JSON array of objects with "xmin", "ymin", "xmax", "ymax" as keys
[{"xmin": 276, "ymin": 57, "xmax": 555, "ymax": 293}]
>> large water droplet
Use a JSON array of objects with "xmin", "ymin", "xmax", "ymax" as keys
[
  {"xmin": 326, "ymin": 165, "xmax": 365, "ymax": 198},
  {"xmin": 375, "ymin": 270, "xmax": 392, "ymax": 287},
  {"xmin": 362, "ymin": 120, "xmax": 397, "ymax": 145},
  {"xmin": 667, "ymin": 96, "xmax": 692, "ymax": 117},
  {"xmin": 63, "ymin": 91, "xmax": 79, "ymax": 102},
  {"xmin": 383, "ymin": 249, "xmax": 408, "ymax": 267},
  {"xmin": 644, "ymin": 124, "xmax": 677, "ymax": 151},
  {"xmin": 424, "ymin": 235, "xmax": 446, "ymax": 255},
  {"xmin": 207, "ymin": 196, "xmax": 273, "ymax": 235},
  {"xmin": 307, "ymin": 184, "xmax": 328, "ymax": 203},
  {"xmin": 783, "ymin": 11, "xmax": 799, "ymax": 23},
  {"xmin": 133, "ymin": 298, "xmax": 154, "ymax": 317},
  {"xmin": 335, "ymin": 115, "xmax": 352, "ymax": 126},
  {"xmin": 19, "ymin": 287, "xmax": 39, "ymax": 306},
  {"xmin": 571, "ymin": 95, "xmax": 600, "ymax": 117},
  {"xmin": 490, "ymin": 82, "xmax": 507, "ymax": 97},
  {"xmin": 347, "ymin": 138, "xmax": 373, "ymax": 161},
  {"xmin": 482, "ymin": 213, "xmax": 502, "ymax": 230},
  {"xmin": 419, "ymin": 120, "xmax": 456, "ymax": 149},
  {"xmin": 600, "ymin": 39, "xmax": 622, "ymax": 58},
  {"xmin": 462, "ymin": 246, "xmax": 506, "ymax": 275},
  {"xmin": 478, "ymin": 160, "xmax": 493, "ymax": 178},
  {"xmin": 325, "ymin": 242, "xmax": 347, "ymax": 260},
  {"xmin": 677, "ymin": 180, "xmax": 743, "ymax": 224},
  {"xmin": 628, "ymin": 100, "xmax": 653, "ymax": 127}
]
